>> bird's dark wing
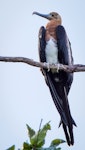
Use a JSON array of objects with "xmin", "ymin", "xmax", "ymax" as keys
[
  {"xmin": 38, "ymin": 25, "xmax": 76, "ymax": 146},
  {"xmin": 38, "ymin": 26, "xmax": 46, "ymax": 62},
  {"xmin": 56, "ymin": 25, "xmax": 74, "ymax": 94},
  {"xmin": 55, "ymin": 25, "xmax": 76, "ymax": 145}
]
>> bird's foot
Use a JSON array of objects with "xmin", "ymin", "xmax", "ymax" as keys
[
  {"xmin": 44, "ymin": 62, "xmax": 50, "ymax": 72},
  {"xmin": 51, "ymin": 63, "xmax": 60, "ymax": 73},
  {"xmin": 56, "ymin": 64, "xmax": 60, "ymax": 72}
]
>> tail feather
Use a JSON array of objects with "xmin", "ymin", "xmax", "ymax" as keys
[
  {"xmin": 46, "ymin": 72, "xmax": 76, "ymax": 146},
  {"xmin": 62, "ymin": 123, "xmax": 71, "ymax": 146},
  {"xmin": 46, "ymin": 74, "xmax": 68, "ymax": 125}
]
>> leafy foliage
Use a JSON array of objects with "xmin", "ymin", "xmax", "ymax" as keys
[
  {"xmin": 7, "ymin": 122, "xmax": 65, "ymax": 150},
  {"xmin": 7, "ymin": 145, "xmax": 15, "ymax": 150}
]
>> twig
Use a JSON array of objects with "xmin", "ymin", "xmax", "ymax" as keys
[
  {"xmin": 0, "ymin": 56, "xmax": 85, "ymax": 73},
  {"xmin": 36, "ymin": 119, "xmax": 43, "ymax": 143}
]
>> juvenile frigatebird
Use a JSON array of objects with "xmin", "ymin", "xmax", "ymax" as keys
[{"xmin": 33, "ymin": 11, "xmax": 76, "ymax": 146}]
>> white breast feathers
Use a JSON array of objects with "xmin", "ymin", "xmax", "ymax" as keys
[{"xmin": 45, "ymin": 37, "xmax": 59, "ymax": 64}]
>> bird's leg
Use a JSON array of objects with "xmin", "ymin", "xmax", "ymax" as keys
[{"xmin": 44, "ymin": 62, "xmax": 50, "ymax": 72}]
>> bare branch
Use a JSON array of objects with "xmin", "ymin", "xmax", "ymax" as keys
[{"xmin": 0, "ymin": 56, "xmax": 85, "ymax": 73}]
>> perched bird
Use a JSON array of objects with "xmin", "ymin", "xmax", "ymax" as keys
[{"xmin": 33, "ymin": 11, "xmax": 76, "ymax": 146}]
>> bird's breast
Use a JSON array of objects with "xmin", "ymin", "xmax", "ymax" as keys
[
  {"xmin": 45, "ymin": 19, "xmax": 60, "ymax": 40},
  {"xmin": 45, "ymin": 37, "xmax": 59, "ymax": 64}
]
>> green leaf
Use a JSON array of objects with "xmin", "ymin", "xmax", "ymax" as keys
[
  {"xmin": 7, "ymin": 145, "xmax": 15, "ymax": 150},
  {"xmin": 26, "ymin": 124, "xmax": 35, "ymax": 139},
  {"xmin": 30, "ymin": 122, "xmax": 51, "ymax": 147},
  {"xmin": 37, "ymin": 121, "xmax": 51, "ymax": 145},
  {"xmin": 56, "ymin": 148, "xmax": 61, "ymax": 150},
  {"xmin": 30, "ymin": 132, "xmax": 45, "ymax": 147},
  {"xmin": 41, "ymin": 121, "xmax": 51, "ymax": 133},
  {"xmin": 50, "ymin": 139, "xmax": 65, "ymax": 147},
  {"xmin": 22, "ymin": 142, "xmax": 32, "ymax": 150},
  {"xmin": 38, "ymin": 146, "xmax": 59, "ymax": 150},
  {"xmin": 49, "ymin": 146, "xmax": 61, "ymax": 150}
]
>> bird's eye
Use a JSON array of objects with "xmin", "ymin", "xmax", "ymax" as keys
[{"xmin": 52, "ymin": 14, "xmax": 54, "ymax": 17}]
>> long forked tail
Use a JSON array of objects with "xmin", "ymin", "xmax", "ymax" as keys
[
  {"xmin": 46, "ymin": 73, "xmax": 76, "ymax": 146},
  {"xmin": 62, "ymin": 87, "xmax": 76, "ymax": 145}
]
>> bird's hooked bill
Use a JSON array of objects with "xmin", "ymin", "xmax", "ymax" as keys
[{"xmin": 32, "ymin": 11, "xmax": 52, "ymax": 20}]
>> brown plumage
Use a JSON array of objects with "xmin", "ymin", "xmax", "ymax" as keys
[{"xmin": 45, "ymin": 12, "xmax": 62, "ymax": 40}]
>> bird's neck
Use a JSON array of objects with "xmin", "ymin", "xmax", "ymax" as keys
[{"xmin": 45, "ymin": 19, "xmax": 61, "ymax": 41}]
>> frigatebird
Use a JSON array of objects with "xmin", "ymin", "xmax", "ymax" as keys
[{"xmin": 33, "ymin": 11, "xmax": 76, "ymax": 146}]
